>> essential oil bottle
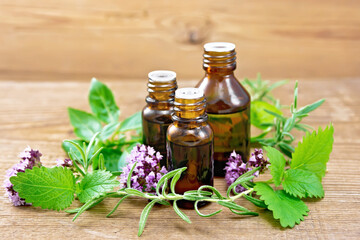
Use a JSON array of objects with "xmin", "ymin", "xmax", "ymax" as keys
[
  {"xmin": 166, "ymin": 88, "xmax": 214, "ymax": 208},
  {"xmin": 142, "ymin": 70, "xmax": 177, "ymax": 167},
  {"xmin": 196, "ymin": 42, "xmax": 251, "ymax": 177}
]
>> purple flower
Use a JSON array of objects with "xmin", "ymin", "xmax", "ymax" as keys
[
  {"xmin": 119, "ymin": 144, "xmax": 168, "ymax": 194},
  {"xmin": 224, "ymin": 149, "xmax": 269, "ymax": 193},
  {"xmin": 56, "ymin": 158, "xmax": 73, "ymax": 168},
  {"xmin": 3, "ymin": 147, "xmax": 42, "ymax": 206}
]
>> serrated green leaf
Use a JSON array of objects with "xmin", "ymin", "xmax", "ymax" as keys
[
  {"xmin": 10, "ymin": 166, "xmax": 75, "ymax": 211},
  {"xmin": 68, "ymin": 108, "xmax": 102, "ymax": 141},
  {"xmin": 291, "ymin": 124, "xmax": 334, "ymax": 180},
  {"xmin": 264, "ymin": 146, "xmax": 286, "ymax": 186},
  {"xmin": 119, "ymin": 111, "xmax": 142, "ymax": 132},
  {"xmin": 89, "ymin": 78, "xmax": 120, "ymax": 124},
  {"xmin": 77, "ymin": 170, "xmax": 119, "ymax": 203},
  {"xmin": 251, "ymin": 101, "xmax": 283, "ymax": 130},
  {"xmin": 254, "ymin": 182, "xmax": 309, "ymax": 228},
  {"xmin": 282, "ymin": 169, "xmax": 324, "ymax": 198}
]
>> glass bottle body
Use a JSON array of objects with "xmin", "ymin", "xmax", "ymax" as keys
[
  {"xmin": 142, "ymin": 70, "xmax": 177, "ymax": 167},
  {"xmin": 166, "ymin": 88, "xmax": 214, "ymax": 208},
  {"xmin": 196, "ymin": 43, "xmax": 251, "ymax": 176}
]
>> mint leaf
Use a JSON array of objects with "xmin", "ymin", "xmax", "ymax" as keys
[
  {"xmin": 10, "ymin": 166, "xmax": 75, "ymax": 210},
  {"xmin": 282, "ymin": 169, "xmax": 324, "ymax": 198},
  {"xmin": 68, "ymin": 108, "xmax": 102, "ymax": 141},
  {"xmin": 291, "ymin": 124, "xmax": 334, "ymax": 180},
  {"xmin": 100, "ymin": 122, "xmax": 120, "ymax": 141},
  {"xmin": 251, "ymin": 101, "xmax": 282, "ymax": 130},
  {"xmin": 100, "ymin": 148, "xmax": 123, "ymax": 172},
  {"xmin": 119, "ymin": 111, "xmax": 142, "ymax": 132},
  {"xmin": 264, "ymin": 146, "xmax": 286, "ymax": 186},
  {"xmin": 77, "ymin": 170, "xmax": 119, "ymax": 203},
  {"xmin": 89, "ymin": 78, "xmax": 120, "ymax": 124},
  {"xmin": 254, "ymin": 182, "xmax": 309, "ymax": 228}
]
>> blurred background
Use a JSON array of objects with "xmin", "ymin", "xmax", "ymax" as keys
[{"xmin": 0, "ymin": 0, "xmax": 359, "ymax": 82}]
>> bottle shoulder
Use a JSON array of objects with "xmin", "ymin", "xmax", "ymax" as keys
[
  {"xmin": 142, "ymin": 106, "xmax": 173, "ymax": 123},
  {"xmin": 167, "ymin": 122, "xmax": 213, "ymax": 146},
  {"xmin": 196, "ymin": 74, "xmax": 251, "ymax": 114}
]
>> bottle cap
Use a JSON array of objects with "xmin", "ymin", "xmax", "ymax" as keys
[
  {"xmin": 204, "ymin": 42, "xmax": 235, "ymax": 52},
  {"xmin": 175, "ymin": 88, "xmax": 204, "ymax": 100},
  {"xmin": 148, "ymin": 70, "xmax": 176, "ymax": 82}
]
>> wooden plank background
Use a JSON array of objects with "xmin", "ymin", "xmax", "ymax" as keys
[{"xmin": 0, "ymin": 0, "xmax": 360, "ymax": 81}]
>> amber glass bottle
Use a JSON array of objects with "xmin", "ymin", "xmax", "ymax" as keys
[
  {"xmin": 142, "ymin": 70, "xmax": 177, "ymax": 167},
  {"xmin": 166, "ymin": 88, "xmax": 214, "ymax": 209},
  {"xmin": 196, "ymin": 42, "xmax": 250, "ymax": 177}
]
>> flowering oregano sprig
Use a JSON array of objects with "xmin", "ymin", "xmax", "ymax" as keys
[
  {"xmin": 3, "ymin": 147, "xmax": 42, "ymax": 206},
  {"xmin": 225, "ymin": 149, "xmax": 269, "ymax": 193},
  {"xmin": 119, "ymin": 144, "xmax": 167, "ymax": 193}
]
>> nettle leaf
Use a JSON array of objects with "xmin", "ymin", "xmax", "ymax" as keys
[
  {"xmin": 291, "ymin": 124, "xmax": 334, "ymax": 180},
  {"xmin": 251, "ymin": 101, "xmax": 282, "ymax": 130},
  {"xmin": 254, "ymin": 182, "xmax": 309, "ymax": 228},
  {"xmin": 264, "ymin": 146, "xmax": 286, "ymax": 186},
  {"xmin": 10, "ymin": 166, "xmax": 75, "ymax": 211},
  {"xmin": 89, "ymin": 78, "xmax": 120, "ymax": 124},
  {"xmin": 77, "ymin": 170, "xmax": 119, "ymax": 203},
  {"xmin": 119, "ymin": 111, "xmax": 142, "ymax": 132},
  {"xmin": 68, "ymin": 108, "xmax": 102, "ymax": 141},
  {"xmin": 282, "ymin": 169, "xmax": 324, "ymax": 198}
]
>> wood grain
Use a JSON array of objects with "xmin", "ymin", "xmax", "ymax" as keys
[
  {"xmin": 0, "ymin": 79, "xmax": 359, "ymax": 239},
  {"xmin": 0, "ymin": 0, "xmax": 360, "ymax": 81}
]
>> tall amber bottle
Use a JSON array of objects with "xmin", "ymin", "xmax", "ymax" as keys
[
  {"xmin": 142, "ymin": 70, "xmax": 177, "ymax": 167},
  {"xmin": 196, "ymin": 42, "xmax": 250, "ymax": 176},
  {"xmin": 166, "ymin": 88, "xmax": 213, "ymax": 208}
]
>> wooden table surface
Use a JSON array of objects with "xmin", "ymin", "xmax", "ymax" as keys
[{"xmin": 0, "ymin": 79, "xmax": 359, "ymax": 239}]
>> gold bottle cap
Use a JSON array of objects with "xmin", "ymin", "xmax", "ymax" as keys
[
  {"xmin": 148, "ymin": 70, "xmax": 176, "ymax": 82},
  {"xmin": 175, "ymin": 88, "xmax": 204, "ymax": 100},
  {"xmin": 204, "ymin": 42, "xmax": 235, "ymax": 52}
]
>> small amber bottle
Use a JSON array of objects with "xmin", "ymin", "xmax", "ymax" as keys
[
  {"xmin": 196, "ymin": 42, "xmax": 251, "ymax": 177},
  {"xmin": 166, "ymin": 88, "xmax": 214, "ymax": 208},
  {"xmin": 142, "ymin": 70, "xmax": 177, "ymax": 167}
]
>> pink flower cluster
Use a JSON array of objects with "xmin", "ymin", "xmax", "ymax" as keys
[
  {"xmin": 3, "ymin": 147, "xmax": 42, "ymax": 206},
  {"xmin": 119, "ymin": 144, "xmax": 167, "ymax": 193}
]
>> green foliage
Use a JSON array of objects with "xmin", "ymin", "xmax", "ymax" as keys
[
  {"xmin": 89, "ymin": 78, "xmax": 120, "ymax": 124},
  {"xmin": 282, "ymin": 169, "xmax": 324, "ymax": 198},
  {"xmin": 243, "ymin": 75, "xmax": 325, "ymax": 158},
  {"xmin": 11, "ymin": 166, "xmax": 75, "ymax": 211},
  {"xmin": 68, "ymin": 108, "xmax": 102, "ymax": 141},
  {"xmin": 264, "ymin": 146, "xmax": 285, "ymax": 187},
  {"xmin": 77, "ymin": 170, "xmax": 119, "ymax": 203},
  {"xmin": 254, "ymin": 182, "xmax": 309, "ymax": 228},
  {"xmin": 65, "ymin": 78, "xmax": 143, "ymax": 172},
  {"xmin": 291, "ymin": 125, "xmax": 334, "ymax": 180}
]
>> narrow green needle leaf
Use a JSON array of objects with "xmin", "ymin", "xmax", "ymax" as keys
[
  {"xmin": 173, "ymin": 200, "xmax": 191, "ymax": 223},
  {"xmin": 194, "ymin": 200, "xmax": 222, "ymax": 217},
  {"xmin": 138, "ymin": 200, "xmax": 158, "ymax": 237},
  {"xmin": 107, "ymin": 195, "xmax": 130, "ymax": 217}
]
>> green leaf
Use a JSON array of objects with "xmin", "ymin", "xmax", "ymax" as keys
[
  {"xmin": 77, "ymin": 170, "xmax": 119, "ymax": 203},
  {"xmin": 296, "ymin": 99, "xmax": 325, "ymax": 116},
  {"xmin": 99, "ymin": 148, "xmax": 123, "ymax": 172},
  {"xmin": 138, "ymin": 199, "xmax": 158, "ymax": 237},
  {"xmin": 119, "ymin": 111, "xmax": 142, "ymax": 132},
  {"xmin": 251, "ymin": 101, "xmax": 283, "ymax": 130},
  {"xmin": 62, "ymin": 139, "xmax": 85, "ymax": 160},
  {"xmin": 89, "ymin": 78, "xmax": 120, "ymax": 124},
  {"xmin": 68, "ymin": 108, "xmax": 102, "ymax": 141},
  {"xmin": 10, "ymin": 166, "xmax": 75, "ymax": 210},
  {"xmin": 264, "ymin": 146, "xmax": 286, "ymax": 186},
  {"xmin": 291, "ymin": 124, "xmax": 334, "ymax": 180},
  {"xmin": 282, "ymin": 169, "xmax": 324, "ymax": 198},
  {"xmin": 173, "ymin": 200, "xmax": 191, "ymax": 223},
  {"xmin": 100, "ymin": 122, "xmax": 120, "ymax": 141},
  {"xmin": 254, "ymin": 182, "xmax": 309, "ymax": 228}
]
